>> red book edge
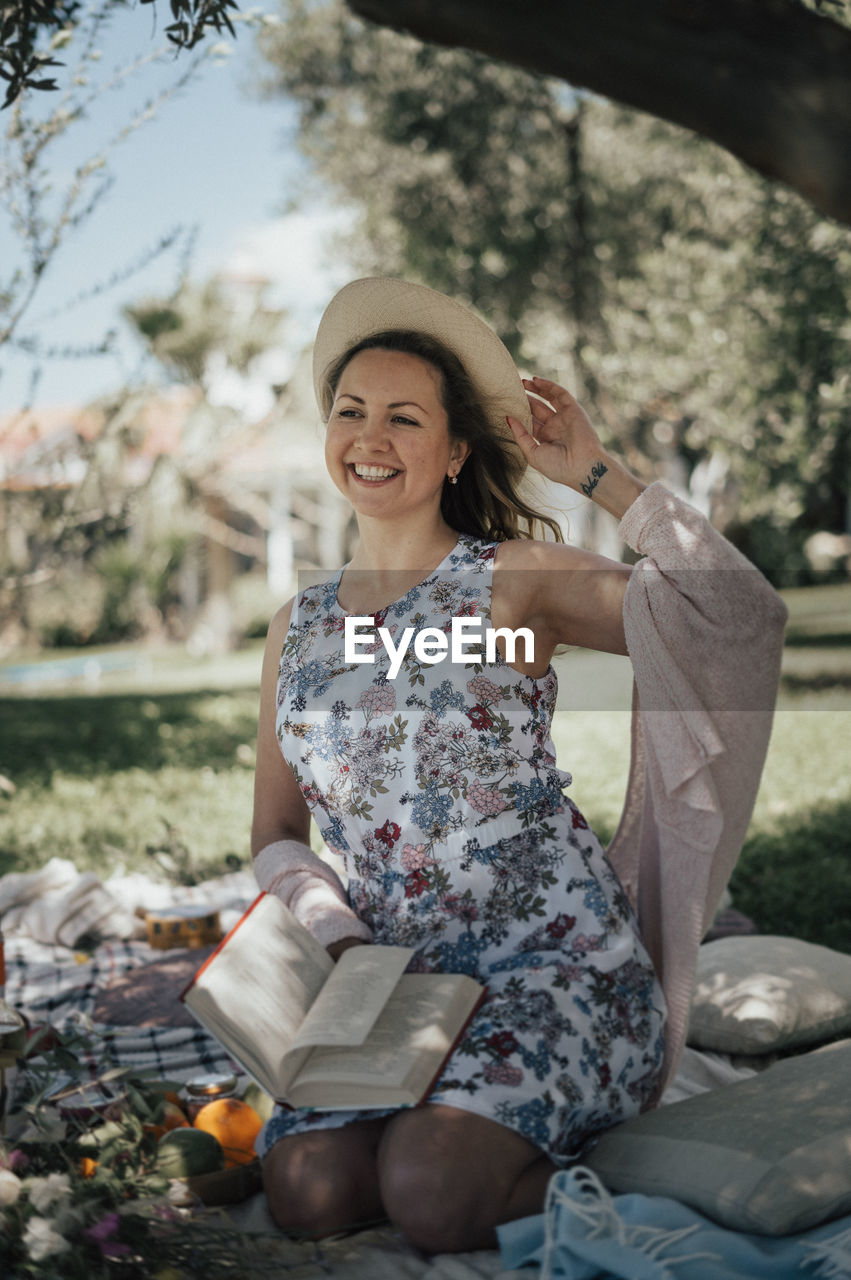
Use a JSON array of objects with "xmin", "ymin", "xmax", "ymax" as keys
[
  {"xmin": 415, "ymin": 982, "xmax": 489, "ymax": 1108},
  {"xmin": 178, "ymin": 891, "xmax": 268, "ymax": 1003}
]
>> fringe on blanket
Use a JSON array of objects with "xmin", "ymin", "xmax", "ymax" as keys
[
  {"xmin": 801, "ymin": 1227, "xmax": 851, "ymax": 1279},
  {"xmin": 541, "ymin": 1168, "xmax": 722, "ymax": 1280}
]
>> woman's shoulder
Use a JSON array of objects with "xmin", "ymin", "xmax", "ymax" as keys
[
  {"xmin": 265, "ymin": 596, "xmax": 296, "ymax": 649},
  {"xmin": 493, "ymin": 536, "xmax": 624, "ymax": 574}
]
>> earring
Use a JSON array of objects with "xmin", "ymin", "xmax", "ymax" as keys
[{"xmin": 449, "ymin": 472, "xmax": 459, "ymax": 485}]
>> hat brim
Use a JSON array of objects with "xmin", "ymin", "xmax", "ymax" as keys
[{"xmin": 312, "ymin": 278, "xmax": 531, "ymax": 471}]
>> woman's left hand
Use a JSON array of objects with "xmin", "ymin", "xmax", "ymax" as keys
[{"xmin": 506, "ymin": 376, "xmax": 611, "ymax": 496}]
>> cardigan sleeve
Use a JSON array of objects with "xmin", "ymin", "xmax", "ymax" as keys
[
  {"xmin": 609, "ymin": 482, "xmax": 787, "ymax": 1093},
  {"xmin": 254, "ymin": 840, "xmax": 374, "ymax": 950}
]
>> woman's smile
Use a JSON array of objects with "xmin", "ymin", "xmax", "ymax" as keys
[{"xmin": 348, "ymin": 462, "xmax": 402, "ymax": 484}]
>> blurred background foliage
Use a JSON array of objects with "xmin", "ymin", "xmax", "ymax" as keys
[{"xmin": 258, "ymin": 0, "xmax": 850, "ymax": 586}]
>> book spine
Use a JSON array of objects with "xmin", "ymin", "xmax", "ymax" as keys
[{"xmin": 178, "ymin": 892, "xmax": 268, "ymax": 1002}]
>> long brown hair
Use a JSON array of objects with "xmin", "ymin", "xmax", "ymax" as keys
[{"xmin": 322, "ymin": 329, "xmax": 562, "ymax": 543}]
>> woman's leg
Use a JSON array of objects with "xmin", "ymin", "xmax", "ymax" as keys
[
  {"xmin": 377, "ymin": 1104, "xmax": 557, "ymax": 1253},
  {"xmin": 262, "ymin": 1117, "xmax": 389, "ymax": 1237}
]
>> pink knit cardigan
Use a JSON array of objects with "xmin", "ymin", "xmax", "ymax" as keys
[
  {"xmin": 611, "ymin": 482, "xmax": 787, "ymax": 1092},
  {"xmin": 261, "ymin": 482, "xmax": 788, "ymax": 1100}
]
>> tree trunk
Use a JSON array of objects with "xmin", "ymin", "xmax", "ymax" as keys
[{"xmin": 347, "ymin": 0, "xmax": 851, "ymax": 225}]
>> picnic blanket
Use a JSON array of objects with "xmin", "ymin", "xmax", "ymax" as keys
[
  {"xmin": 1, "ymin": 861, "xmax": 828, "ymax": 1280},
  {"xmin": 1, "ymin": 861, "xmax": 256, "ymax": 1086},
  {"xmin": 498, "ymin": 1166, "xmax": 851, "ymax": 1279}
]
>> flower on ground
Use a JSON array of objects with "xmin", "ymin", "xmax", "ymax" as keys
[
  {"xmin": 23, "ymin": 1215, "xmax": 70, "ymax": 1262},
  {"xmin": 0, "ymin": 1146, "xmax": 28, "ymax": 1173},
  {"xmin": 0, "ymin": 1168, "xmax": 22, "ymax": 1206},
  {"xmin": 84, "ymin": 1210, "xmax": 132, "ymax": 1259},
  {"xmin": 26, "ymin": 1171, "xmax": 71, "ymax": 1213}
]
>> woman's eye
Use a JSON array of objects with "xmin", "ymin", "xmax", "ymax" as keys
[{"xmin": 392, "ymin": 415, "xmax": 419, "ymax": 426}]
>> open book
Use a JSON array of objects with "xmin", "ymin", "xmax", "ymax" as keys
[{"xmin": 180, "ymin": 893, "xmax": 485, "ymax": 1110}]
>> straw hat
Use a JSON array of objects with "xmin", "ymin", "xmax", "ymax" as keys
[{"xmin": 312, "ymin": 277, "xmax": 532, "ymax": 470}]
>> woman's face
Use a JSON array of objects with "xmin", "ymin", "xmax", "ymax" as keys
[{"xmin": 324, "ymin": 347, "xmax": 469, "ymax": 521}]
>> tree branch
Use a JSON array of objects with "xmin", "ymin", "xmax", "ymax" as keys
[{"xmin": 347, "ymin": 0, "xmax": 851, "ymax": 225}]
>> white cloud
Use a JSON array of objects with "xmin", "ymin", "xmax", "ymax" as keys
[{"xmin": 224, "ymin": 206, "xmax": 356, "ymax": 324}]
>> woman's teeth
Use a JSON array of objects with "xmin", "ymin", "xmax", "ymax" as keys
[{"xmin": 352, "ymin": 465, "xmax": 399, "ymax": 480}]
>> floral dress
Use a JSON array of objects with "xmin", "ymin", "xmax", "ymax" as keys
[{"xmin": 258, "ymin": 532, "xmax": 666, "ymax": 1166}]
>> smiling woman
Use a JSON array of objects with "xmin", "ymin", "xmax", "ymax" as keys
[
  {"xmin": 244, "ymin": 277, "xmax": 787, "ymax": 1253},
  {"xmin": 324, "ymin": 347, "xmax": 468, "ymax": 524}
]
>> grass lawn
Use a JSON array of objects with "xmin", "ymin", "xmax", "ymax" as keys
[{"xmin": 1, "ymin": 582, "xmax": 849, "ymax": 949}]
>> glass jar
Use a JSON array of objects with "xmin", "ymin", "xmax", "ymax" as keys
[{"xmin": 183, "ymin": 1072, "xmax": 238, "ymax": 1121}]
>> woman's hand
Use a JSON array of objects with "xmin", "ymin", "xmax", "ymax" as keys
[
  {"xmin": 327, "ymin": 936, "xmax": 366, "ymax": 961},
  {"xmin": 507, "ymin": 376, "xmax": 645, "ymax": 519}
]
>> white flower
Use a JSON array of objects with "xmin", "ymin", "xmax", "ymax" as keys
[
  {"xmin": 26, "ymin": 1172, "xmax": 71, "ymax": 1213},
  {"xmin": 0, "ymin": 1168, "xmax": 22, "ymax": 1206},
  {"xmin": 23, "ymin": 1215, "xmax": 70, "ymax": 1262}
]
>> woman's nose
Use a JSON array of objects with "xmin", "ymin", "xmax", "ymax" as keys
[{"xmin": 357, "ymin": 414, "xmax": 391, "ymax": 449}]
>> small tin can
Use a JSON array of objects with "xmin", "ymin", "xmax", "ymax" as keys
[
  {"xmin": 183, "ymin": 1071, "xmax": 238, "ymax": 1121},
  {"xmin": 145, "ymin": 904, "xmax": 222, "ymax": 951}
]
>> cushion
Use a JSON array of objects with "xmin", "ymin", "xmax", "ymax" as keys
[
  {"xmin": 585, "ymin": 1038, "xmax": 851, "ymax": 1235},
  {"xmin": 687, "ymin": 934, "xmax": 851, "ymax": 1055}
]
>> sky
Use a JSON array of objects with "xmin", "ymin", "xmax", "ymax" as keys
[{"xmin": 0, "ymin": 6, "xmax": 354, "ymax": 410}]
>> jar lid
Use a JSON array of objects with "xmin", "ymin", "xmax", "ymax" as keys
[{"xmin": 185, "ymin": 1072, "xmax": 238, "ymax": 1098}]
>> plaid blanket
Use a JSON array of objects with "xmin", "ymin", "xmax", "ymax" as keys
[{"xmin": 3, "ymin": 871, "xmax": 260, "ymax": 1090}]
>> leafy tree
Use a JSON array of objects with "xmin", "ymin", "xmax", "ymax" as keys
[
  {"xmin": 0, "ymin": 0, "xmax": 238, "ymax": 107},
  {"xmin": 7, "ymin": 1, "xmax": 851, "ymax": 229},
  {"xmin": 0, "ymin": 2, "xmax": 207, "ymax": 404},
  {"xmin": 126, "ymin": 275, "xmax": 283, "ymax": 394},
  {"xmin": 348, "ymin": 0, "xmax": 851, "ymax": 227},
  {"xmin": 0, "ymin": 6, "xmax": 224, "ymax": 646},
  {"xmin": 259, "ymin": 1, "xmax": 851, "ymax": 579}
]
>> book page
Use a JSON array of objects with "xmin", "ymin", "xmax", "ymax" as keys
[
  {"xmin": 183, "ymin": 894, "xmax": 334, "ymax": 1096},
  {"xmin": 289, "ymin": 944, "xmax": 413, "ymax": 1052},
  {"xmin": 288, "ymin": 973, "xmax": 482, "ymax": 1107}
]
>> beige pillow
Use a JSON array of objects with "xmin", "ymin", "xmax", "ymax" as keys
[
  {"xmin": 586, "ymin": 1039, "xmax": 851, "ymax": 1236},
  {"xmin": 687, "ymin": 935, "xmax": 851, "ymax": 1055}
]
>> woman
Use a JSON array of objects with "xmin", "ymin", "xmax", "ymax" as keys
[{"xmin": 250, "ymin": 278, "xmax": 786, "ymax": 1253}]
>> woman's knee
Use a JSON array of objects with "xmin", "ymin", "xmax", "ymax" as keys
[
  {"xmin": 378, "ymin": 1111, "xmax": 504, "ymax": 1251},
  {"xmin": 380, "ymin": 1152, "xmax": 482, "ymax": 1253},
  {"xmin": 378, "ymin": 1106, "xmax": 553, "ymax": 1252},
  {"xmin": 262, "ymin": 1126, "xmax": 383, "ymax": 1236}
]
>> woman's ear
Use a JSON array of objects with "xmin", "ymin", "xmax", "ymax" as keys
[{"xmin": 451, "ymin": 440, "xmax": 472, "ymax": 469}]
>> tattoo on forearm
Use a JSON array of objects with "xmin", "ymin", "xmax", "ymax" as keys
[{"xmin": 581, "ymin": 460, "xmax": 608, "ymax": 498}]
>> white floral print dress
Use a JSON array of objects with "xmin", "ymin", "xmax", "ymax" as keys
[{"xmin": 258, "ymin": 533, "xmax": 666, "ymax": 1165}]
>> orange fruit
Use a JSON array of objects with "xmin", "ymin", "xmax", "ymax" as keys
[
  {"xmin": 145, "ymin": 1100, "xmax": 191, "ymax": 1141},
  {"xmin": 192, "ymin": 1097, "xmax": 262, "ymax": 1168}
]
